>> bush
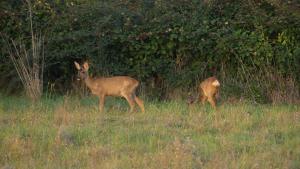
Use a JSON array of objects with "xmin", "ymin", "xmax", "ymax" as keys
[{"xmin": 0, "ymin": 0, "xmax": 299, "ymax": 103}]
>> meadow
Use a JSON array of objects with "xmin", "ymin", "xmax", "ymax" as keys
[{"xmin": 0, "ymin": 95, "xmax": 299, "ymax": 169}]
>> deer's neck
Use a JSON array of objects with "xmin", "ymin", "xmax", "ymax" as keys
[{"xmin": 84, "ymin": 76, "xmax": 95, "ymax": 90}]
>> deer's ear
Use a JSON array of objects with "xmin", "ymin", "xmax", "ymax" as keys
[
  {"xmin": 74, "ymin": 61, "xmax": 81, "ymax": 70},
  {"xmin": 83, "ymin": 62, "xmax": 89, "ymax": 71}
]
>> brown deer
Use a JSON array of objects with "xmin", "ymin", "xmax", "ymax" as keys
[
  {"xmin": 74, "ymin": 61, "xmax": 145, "ymax": 113},
  {"xmin": 198, "ymin": 76, "xmax": 220, "ymax": 109}
]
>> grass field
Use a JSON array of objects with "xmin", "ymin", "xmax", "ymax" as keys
[{"xmin": 0, "ymin": 95, "xmax": 299, "ymax": 169}]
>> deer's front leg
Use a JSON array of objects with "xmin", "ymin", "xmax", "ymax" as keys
[{"xmin": 98, "ymin": 94, "xmax": 105, "ymax": 112}]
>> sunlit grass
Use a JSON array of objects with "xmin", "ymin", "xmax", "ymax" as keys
[{"xmin": 0, "ymin": 95, "xmax": 299, "ymax": 169}]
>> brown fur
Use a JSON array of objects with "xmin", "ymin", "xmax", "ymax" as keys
[
  {"xmin": 198, "ymin": 76, "xmax": 220, "ymax": 109},
  {"xmin": 74, "ymin": 61, "xmax": 145, "ymax": 113}
]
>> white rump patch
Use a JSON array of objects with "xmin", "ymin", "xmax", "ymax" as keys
[{"xmin": 212, "ymin": 80, "xmax": 220, "ymax": 86}]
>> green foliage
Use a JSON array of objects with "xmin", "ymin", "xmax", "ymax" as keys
[{"xmin": 0, "ymin": 0, "xmax": 299, "ymax": 102}]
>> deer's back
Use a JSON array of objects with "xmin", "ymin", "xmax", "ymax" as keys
[{"xmin": 94, "ymin": 76, "xmax": 139, "ymax": 96}]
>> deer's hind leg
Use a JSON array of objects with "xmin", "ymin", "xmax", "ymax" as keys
[
  {"xmin": 198, "ymin": 87, "xmax": 207, "ymax": 105},
  {"xmin": 199, "ymin": 95, "xmax": 207, "ymax": 105},
  {"xmin": 130, "ymin": 85, "xmax": 144, "ymax": 112},
  {"xmin": 134, "ymin": 95, "xmax": 145, "ymax": 112},
  {"xmin": 123, "ymin": 94, "xmax": 136, "ymax": 112},
  {"xmin": 207, "ymin": 96, "xmax": 216, "ymax": 109}
]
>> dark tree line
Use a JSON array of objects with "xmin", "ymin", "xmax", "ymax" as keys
[{"xmin": 1, "ymin": 0, "xmax": 299, "ymax": 103}]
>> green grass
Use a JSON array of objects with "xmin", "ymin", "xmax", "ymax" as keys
[{"xmin": 0, "ymin": 95, "xmax": 299, "ymax": 169}]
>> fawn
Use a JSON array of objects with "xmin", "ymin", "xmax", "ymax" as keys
[
  {"xmin": 74, "ymin": 61, "xmax": 145, "ymax": 112},
  {"xmin": 198, "ymin": 76, "xmax": 220, "ymax": 109}
]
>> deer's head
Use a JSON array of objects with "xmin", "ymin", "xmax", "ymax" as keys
[{"xmin": 74, "ymin": 61, "xmax": 89, "ymax": 80}]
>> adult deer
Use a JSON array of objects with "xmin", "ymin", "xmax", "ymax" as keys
[
  {"xmin": 198, "ymin": 76, "xmax": 220, "ymax": 109},
  {"xmin": 74, "ymin": 61, "xmax": 145, "ymax": 113}
]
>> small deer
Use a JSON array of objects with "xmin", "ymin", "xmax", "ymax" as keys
[
  {"xmin": 74, "ymin": 61, "xmax": 145, "ymax": 113},
  {"xmin": 198, "ymin": 76, "xmax": 220, "ymax": 109}
]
